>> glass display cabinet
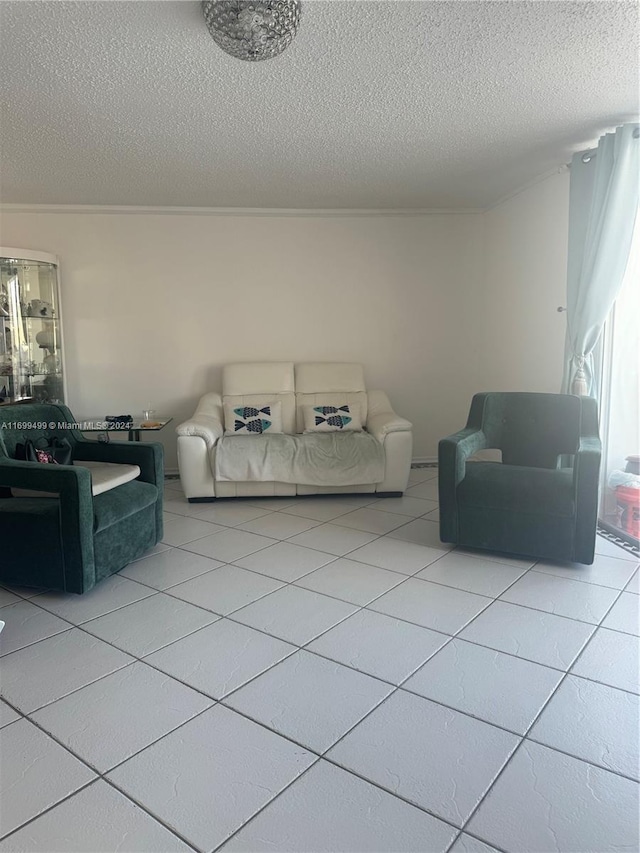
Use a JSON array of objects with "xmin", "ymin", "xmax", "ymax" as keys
[{"xmin": 0, "ymin": 248, "xmax": 66, "ymax": 405}]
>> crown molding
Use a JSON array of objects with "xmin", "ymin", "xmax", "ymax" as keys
[
  {"xmin": 482, "ymin": 166, "xmax": 569, "ymax": 212},
  {"xmin": 0, "ymin": 166, "xmax": 571, "ymax": 216},
  {"xmin": 0, "ymin": 203, "xmax": 483, "ymax": 217}
]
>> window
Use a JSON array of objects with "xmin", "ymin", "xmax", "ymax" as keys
[{"xmin": 597, "ymin": 214, "xmax": 640, "ymax": 547}]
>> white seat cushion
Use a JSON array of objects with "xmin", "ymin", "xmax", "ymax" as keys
[
  {"xmin": 11, "ymin": 461, "xmax": 141, "ymax": 498},
  {"xmin": 215, "ymin": 432, "xmax": 384, "ymax": 487},
  {"xmin": 80, "ymin": 461, "xmax": 141, "ymax": 496}
]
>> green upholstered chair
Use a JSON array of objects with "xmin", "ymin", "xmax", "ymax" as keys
[
  {"xmin": 438, "ymin": 392, "xmax": 601, "ymax": 565},
  {"xmin": 0, "ymin": 403, "xmax": 163, "ymax": 593}
]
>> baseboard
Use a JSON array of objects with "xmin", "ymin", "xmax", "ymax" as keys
[{"xmin": 412, "ymin": 457, "xmax": 438, "ymax": 467}]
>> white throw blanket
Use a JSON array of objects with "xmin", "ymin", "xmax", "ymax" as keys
[{"xmin": 215, "ymin": 432, "xmax": 385, "ymax": 486}]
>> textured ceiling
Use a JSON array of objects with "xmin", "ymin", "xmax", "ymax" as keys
[{"xmin": 0, "ymin": 0, "xmax": 638, "ymax": 209}]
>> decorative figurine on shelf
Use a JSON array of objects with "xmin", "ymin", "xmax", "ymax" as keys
[
  {"xmin": 43, "ymin": 374, "xmax": 64, "ymax": 401},
  {"xmin": 35, "ymin": 329, "xmax": 55, "ymax": 349},
  {"xmin": 28, "ymin": 299, "xmax": 55, "ymax": 318},
  {"xmin": 43, "ymin": 353, "xmax": 60, "ymax": 374}
]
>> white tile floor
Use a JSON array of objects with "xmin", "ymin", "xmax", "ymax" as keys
[{"xmin": 1, "ymin": 467, "xmax": 639, "ymax": 853}]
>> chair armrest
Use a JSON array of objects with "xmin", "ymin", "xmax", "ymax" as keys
[
  {"xmin": 72, "ymin": 441, "xmax": 164, "ymax": 487},
  {"xmin": 574, "ymin": 435, "xmax": 602, "ymax": 490},
  {"xmin": 573, "ymin": 436, "xmax": 601, "ymax": 505},
  {"xmin": 0, "ymin": 458, "xmax": 95, "ymax": 573},
  {"xmin": 176, "ymin": 414, "xmax": 223, "ymax": 451},
  {"xmin": 438, "ymin": 428, "xmax": 487, "ymax": 542},
  {"xmin": 0, "ymin": 458, "xmax": 92, "ymax": 497},
  {"xmin": 572, "ymin": 434, "xmax": 602, "ymax": 563},
  {"xmin": 438, "ymin": 429, "xmax": 488, "ymax": 485}
]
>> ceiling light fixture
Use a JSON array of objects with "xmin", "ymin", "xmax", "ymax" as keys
[{"xmin": 202, "ymin": 0, "xmax": 302, "ymax": 62}]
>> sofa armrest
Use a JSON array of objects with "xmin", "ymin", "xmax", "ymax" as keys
[
  {"xmin": 366, "ymin": 390, "xmax": 412, "ymax": 444},
  {"xmin": 366, "ymin": 411, "xmax": 412, "ymax": 444},
  {"xmin": 176, "ymin": 393, "xmax": 224, "ymax": 451},
  {"xmin": 176, "ymin": 414, "xmax": 223, "ymax": 450}
]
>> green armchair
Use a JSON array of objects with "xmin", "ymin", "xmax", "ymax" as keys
[
  {"xmin": 438, "ymin": 392, "xmax": 601, "ymax": 564},
  {"xmin": 0, "ymin": 403, "xmax": 163, "ymax": 593}
]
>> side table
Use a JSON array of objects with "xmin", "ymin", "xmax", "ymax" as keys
[{"xmin": 80, "ymin": 417, "xmax": 173, "ymax": 442}]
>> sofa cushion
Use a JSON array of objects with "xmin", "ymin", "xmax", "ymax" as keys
[
  {"xmin": 223, "ymin": 401, "xmax": 283, "ymax": 435},
  {"xmin": 93, "ymin": 479, "xmax": 158, "ymax": 532},
  {"xmin": 295, "ymin": 363, "xmax": 365, "ymax": 393},
  {"xmin": 222, "ymin": 362, "xmax": 296, "ymax": 434},
  {"xmin": 302, "ymin": 404, "xmax": 363, "ymax": 432},
  {"xmin": 215, "ymin": 432, "xmax": 384, "ymax": 487},
  {"xmin": 294, "ymin": 362, "xmax": 368, "ymax": 433},
  {"xmin": 223, "ymin": 362, "xmax": 295, "ymax": 395},
  {"xmin": 458, "ymin": 462, "xmax": 575, "ymax": 517}
]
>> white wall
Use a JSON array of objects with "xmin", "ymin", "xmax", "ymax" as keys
[
  {"xmin": 480, "ymin": 171, "xmax": 570, "ymax": 393},
  {"xmin": 0, "ymin": 210, "xmax": 485, "ymax": 469},
  {"xmin": 0, "ymin": 177, "xmax": 570, "ymax": 470}
]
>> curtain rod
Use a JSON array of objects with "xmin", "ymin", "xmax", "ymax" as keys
[{"xmin": 581, "ymin": 126, "xmax": 640, "ymax": 163}]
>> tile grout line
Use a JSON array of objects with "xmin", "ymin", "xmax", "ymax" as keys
[
  {"xmin": 2, "ymin": 647, "xmax": 635, "ymax": 837},
  {"xmin": 142, "ymin": 522, "xmax": 638, "ymax": 631},
  {"xmin": 211, "ymin": 549, "xmax": 598, "ymax": 846},
  {"xmin": 214, "ymin": 685, "xmax": 474, "ymax": 852},
  {"xmin": 207, "ymin": 756, "xmax": 326, "ymax": 853},
  {"xmin": 448, "ymin": 570, "xmax": 640, "ymax": 848},
  {"xmin": 0, "ymin": 697, "xmax": 218, "ymax": 848},
  {"xmin": 2, "ymin": 775, "xmax": 203, "ymax": 853},
  {"xmin": 160, "ymin": 548, "xmax": 638, "ymax": 648},
  {"xmin": 4, "ymin": 537, "xmax": 637, "ymax": 727},
  {"xmin": 6, "ymin": 585, "xmax": 638, "ymax": 778},
  {"xmin": 0, "ymin": 778, "xmax": 100, "ymax": 846},
  {"xmin": 2, "ymin": 493, "xmax": 637, "ymax": 848},
  {"xmin": 2, "ymin": 539, "xmax": 637, "ymax": 707},
  {"xmin": 452, "ymin": 663, "xmax": 579, "ymax": 850},
  {"xmin": 0, "ymin": 542, "xmax": 548, "ymax": 847},
  {"xmin": 1, "ymin": 607, "xmax": 226, "ymax": 717},
  {"xmin": 100, "ymin": 773, "xmax": 208, "ymax": 853},
  {"xmin": 2, "ymin": 542, "xmax": 446, "ymax": 849},
  {"xmin": 521, "ymin": 735, "xmax": 640, "ymax": 784}
]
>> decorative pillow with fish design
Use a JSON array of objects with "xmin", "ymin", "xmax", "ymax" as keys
[
  {"xmin": 302, "ymin": 404, "xmax": 363, "ymax": 433},
  {"xmin": 223, "ymin": 401, "xmax": 283, "ymax": 436}
]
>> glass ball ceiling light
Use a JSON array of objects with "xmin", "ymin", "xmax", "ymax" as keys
[{"xmin": 202, "ymin": 0, "xmax": 302, "ymax": 62}]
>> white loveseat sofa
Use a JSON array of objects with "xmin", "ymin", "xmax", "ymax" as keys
[{"xmin": 176, "ymin": 362, "xmax": 413, "ymax": 501}]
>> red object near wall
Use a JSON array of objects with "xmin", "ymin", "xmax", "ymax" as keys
[{"xmin": 616, "ymin": 486, "xmax": 640, "ymax": 537}]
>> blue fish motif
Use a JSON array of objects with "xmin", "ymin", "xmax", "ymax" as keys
[
  {"xmin": 313, "ymin": 406, "xmax": 350, "ymax": 415},
  {"xmin": 234, "ymin": 406, "xmax": 271, "ymax": 418},
  {"xmin": 315, "ymin": 414, "xmax": 352, "ymax": 429},
  {"xmin": 236, "ymin": 418, "xmax": 271, "ymax": 434}
]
